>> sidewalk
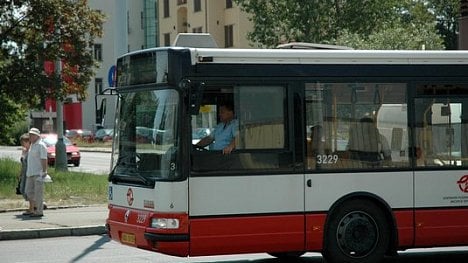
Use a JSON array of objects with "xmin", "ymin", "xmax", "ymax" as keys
[{"xmin": 0, "ymin": 205, "xmax": 108, "ymax": 240}]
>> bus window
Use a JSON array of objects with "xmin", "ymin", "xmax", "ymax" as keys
[
  {"xmin": 414, "ymin": 84, "xmax": 468, "ymax": 167},
  {"xmin": 305, "ymin": 82, "xmax": 410, "ymax": 170},
  {"xmin": 236, "ymin": 85, "xmax": 285, "ymax": 150},
  {"xmin": 191, "ymin": 85, "xmax": 292, "ymax": 174},
  {"xmin": 112, "ymin": 89, "xmax": 180, "ymax": 182}
]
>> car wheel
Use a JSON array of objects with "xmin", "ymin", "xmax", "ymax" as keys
[
  {"xmin": 74, "ymin": 160, "xmax": 80, "ymax": 167},
  {"xmin": 323, "ymin": 199, "xmax": 390, "ymax": 263}
]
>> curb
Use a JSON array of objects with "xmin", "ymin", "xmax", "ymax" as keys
[
  {"xmin": 0, "ymin": 205, "xmax": 89, "ymax": 214},
  {"xmin": 0, "ymin": 225, "xmax": 106, "ymax": 240}
]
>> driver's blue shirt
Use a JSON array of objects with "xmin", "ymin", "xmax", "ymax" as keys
[{"xmin": 210, "ymin": 119, "xmax": 238, "ymax": 150}]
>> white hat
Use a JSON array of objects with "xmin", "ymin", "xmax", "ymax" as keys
[{"xmin": 29, "ymin": 128, "xmax": 41, "ymax": 136}]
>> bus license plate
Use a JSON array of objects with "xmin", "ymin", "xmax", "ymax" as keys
[{"xmin": 121, "ymin": 232, "xmax": 136, "ymax": 245}]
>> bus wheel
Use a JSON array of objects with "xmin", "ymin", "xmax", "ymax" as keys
[
  {"xmin": 323, "ymin": 199, "xmax": 390, "ymax": 263},
  {"xmin": 268, "ymin": 251, "xmax": 305, "ymax": 260}
]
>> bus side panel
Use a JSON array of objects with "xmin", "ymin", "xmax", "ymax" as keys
[
  {"xmin": 189, "ymin": 214, "xmax": 304, "ymax": 256},
  {"xmin": 305, "ymin": 172, "xmax": 414, "ymax": 248},
  {"xmin": 415, "ymin": 170, "xmax": 468, "ymax": 247},
  {"xmin": 393, "ymin": 210, "xmax": 415, "ymax": 247},
  {"xmin": 415, "ymin": 208, "xmax": 468, "ymax": 246},
  {"xmin": 188, "ymin": 174, "xmax": 305, "ymax": 256},
  {"xmin": 305, "ymin": 213, "xmax": 326, "ymax": 250}
]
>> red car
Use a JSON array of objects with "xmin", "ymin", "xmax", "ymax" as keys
[{"xmin": 41, "ymin": 134, "xmax": 81, "ymax": 167}]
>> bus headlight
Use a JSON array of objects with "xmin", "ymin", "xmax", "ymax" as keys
[{"xmin": 151, "ymin": 218, "xmax": 180, "ymax": 229}]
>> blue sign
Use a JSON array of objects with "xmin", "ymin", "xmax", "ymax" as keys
[{"xmin": 108, "ymin": 65, "xmax": 116, "ymax": 87}]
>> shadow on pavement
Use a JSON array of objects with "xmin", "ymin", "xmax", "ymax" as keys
[{"xmin": 71, "ymin": 234, "xmax": 111, "ymax": 262}]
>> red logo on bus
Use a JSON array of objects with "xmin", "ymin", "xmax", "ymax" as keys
[
  {"xmin": 127, "ymin": 188, "xmax": 134, "ymax": 206},
  {"xmin": 457, "ymin": 175, "xmax": 468, "ymax": 193}
]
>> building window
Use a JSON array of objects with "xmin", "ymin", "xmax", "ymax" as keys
[
  {"xmin": 224, "ymin": 25, "xmax": 234, "ymax": 48},
  {"xmin": 163, "ymin": 0, "xmax": 170, "ymax": 18},
  {"xmin": 164, "ymin": 33, "xmax": 171, "ymax": 46},
  {"xmin": 140, "ymin": 11, "xmax": 144, "ymax": 29},
  {"xmin": 226, "ymin": 0, "xmax": 233, "ymax": 9},
  {"xmin": 93, "ymin": 44, "xmax": 102, "ymax": 61},
  {"xmin": 192, "ymin": 26, "xmax": 203, "ymax": 33},
  {"xmin": 95, "ymin": 78, "xmax": 103, "ymax": 95},
  {"xmin": 177, "ymin": 0, "xmax": 187, "ymax": 5},
  {"xmin": 127, "ymin": 11, "xmax": 130, "ymax": 33},
  {"xmin": 194, "ymin": 0, "xmax": 201, "ymax": 12}
]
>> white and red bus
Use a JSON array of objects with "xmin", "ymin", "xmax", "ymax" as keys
[{"xmin": 106, "ymin": 40, "xmax": 468, "ymax": 262}]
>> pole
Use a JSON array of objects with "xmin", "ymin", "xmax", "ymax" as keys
[
  {"xmin": 55, "ymin": 59, "xmax": 68, "ymax": 171},
  {"xmin": 460, "ymin": 1, "xmax": 468, "ymax": 49}
]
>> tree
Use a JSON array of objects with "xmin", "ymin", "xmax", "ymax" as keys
[
  {"xmin": 234, "ymin": 0, "xmax": 454, "ymax": 50},
  {"xmin": 0, "ymin": 0, "xmax": 104, "ymax": 144},
  {"xmin": 427, "ymin": 0, "xmax": 460, "ymax": 49},
  {"xmin": 1, "ymin": 0, "xmax": 104, "ymax": 102}
]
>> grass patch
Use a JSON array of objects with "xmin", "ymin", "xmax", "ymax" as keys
[{"xmin": 0, "ymin": 157, "xmax": 108, "ymax": 209}]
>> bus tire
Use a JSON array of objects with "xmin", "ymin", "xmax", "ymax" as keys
[{"xmin": 323, "ymin": 199, "xmax": 390, "ymax": 263}]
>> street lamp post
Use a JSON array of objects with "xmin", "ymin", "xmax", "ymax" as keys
[{"xmin": 54, "ymin": 49, "xmax": 68, "ymax": 172}]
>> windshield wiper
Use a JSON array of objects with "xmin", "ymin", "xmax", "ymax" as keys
[{"xmin": 109, "ymin": 157, "xmax": 154, "ymax": 186}]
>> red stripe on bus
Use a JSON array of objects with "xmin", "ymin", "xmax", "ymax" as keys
[
  {"xmin": 415, "ymin": 208, "xmax": 468, "ymax": 247},
  {"xmin": 189, "ymin": 214, "xmax": 304, "ymax": 256},
  {"xmin": 305, "ymin": 213, "xmax": 326, "ymax": 250},
  {"xmin": 394, "ymin": 210, "xmax": 414, "ymax": 247}
]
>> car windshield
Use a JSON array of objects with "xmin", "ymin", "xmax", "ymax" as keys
[
  {"xmin": 111, "ymin": 89, "xmax": 180, "ymax": 184},
  {"xmin": 42, "ymin": 135, "xmax": 73, "ymax": 146}
]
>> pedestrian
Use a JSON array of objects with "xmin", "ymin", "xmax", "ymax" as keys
[
  {"xmin": 17, "ymin": 133, "xmax": 30, "ymax": 205},
  {"xmin": 24, "ymin": 127, "xmax": 48, "ymax": 217}
]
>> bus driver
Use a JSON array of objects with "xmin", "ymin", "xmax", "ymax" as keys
[{"xmin": 195, "ymin": 102, "xmax": 238, "ymax": 155}]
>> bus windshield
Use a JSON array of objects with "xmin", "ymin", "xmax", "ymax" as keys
[{"xmin": 110, "ymin": 88, "xmax": 180, "ymax": 184}]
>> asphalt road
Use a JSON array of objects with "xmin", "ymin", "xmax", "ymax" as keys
[
  {"xmin": 0, "ymin": 146, "xmax": 111, "ymax": 174},
  {"xmin": 1, "ymin": 235, "xmax": 468, "ymax": 263}
]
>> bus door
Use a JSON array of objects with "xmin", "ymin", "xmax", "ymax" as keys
[{"xmin": 413, "ymin": 90, "xmax": 468, "ymax": 246}]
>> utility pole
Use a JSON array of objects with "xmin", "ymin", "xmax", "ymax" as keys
[
  {"xmin": 54, "ymin": 26, "xmax": 68, "ymax": 171},
  {"xmin": 460, "ymin": 0, "xmax": 468, "ymax": 49}
]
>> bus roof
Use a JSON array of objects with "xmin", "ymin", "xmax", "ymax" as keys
[{"xmin": 189, "ymin": 48, "xmax": 468, "ymax": 65}]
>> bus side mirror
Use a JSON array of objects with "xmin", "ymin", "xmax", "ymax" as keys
[{"xmin": 180, "ymin": 79, "xmax": 205, "ymax": 115}]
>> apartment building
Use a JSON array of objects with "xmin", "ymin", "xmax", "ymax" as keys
[
  {"xmin": 65, "ymin": 0, "xmax": 252, "ymax": 133},
  {"xmin": 159, "ymin": 0, "xmax": 253, "ymax": 48},
  {"xmin": 79, "ymin": 0, "xmax": 152, "ymax": 132}
]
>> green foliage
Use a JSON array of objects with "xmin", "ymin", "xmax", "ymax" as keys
[
  {"xmin": 10, "ymin": 119, "xmax": 30, "ymax": 146},
  {"xmin": 0, "ymin": 0, "xmax": 104, "ymax": 146},
  {"xmin": 45, "ymin": 169, "xmax": 108, "ymax": 204},
  {"xmin": 0, "ymin": 158, "xmax": 20, "ymax": 187},
  {"xmin": 0, "ymin": 94, "xmax": 28, "ymax": 145},
  {"xmin": 234, "ymin": 0, "xmax": 457, "ymax": 50},
  {"xmin": 0, "ymin": 158, "xmax": 108, "ymax": 206},
  {"xmin": 427, "ymin": 0, "xmax": 460, "ymax": 49},
  {"xmin": 0, "ymin": 0, "xmax": 105, "ymax": 103}
]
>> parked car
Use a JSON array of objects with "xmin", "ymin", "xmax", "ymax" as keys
[
  {"xmin": 41, "ymin": 134, "xmax": 81, "ymax": 167},
  {"xmin": 65, "ymin": 129, "xmax": 94, "ymax": 143},
  {"xmin": 94, "ymin": 128, "xmax": 113, "ymax": 142}
]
